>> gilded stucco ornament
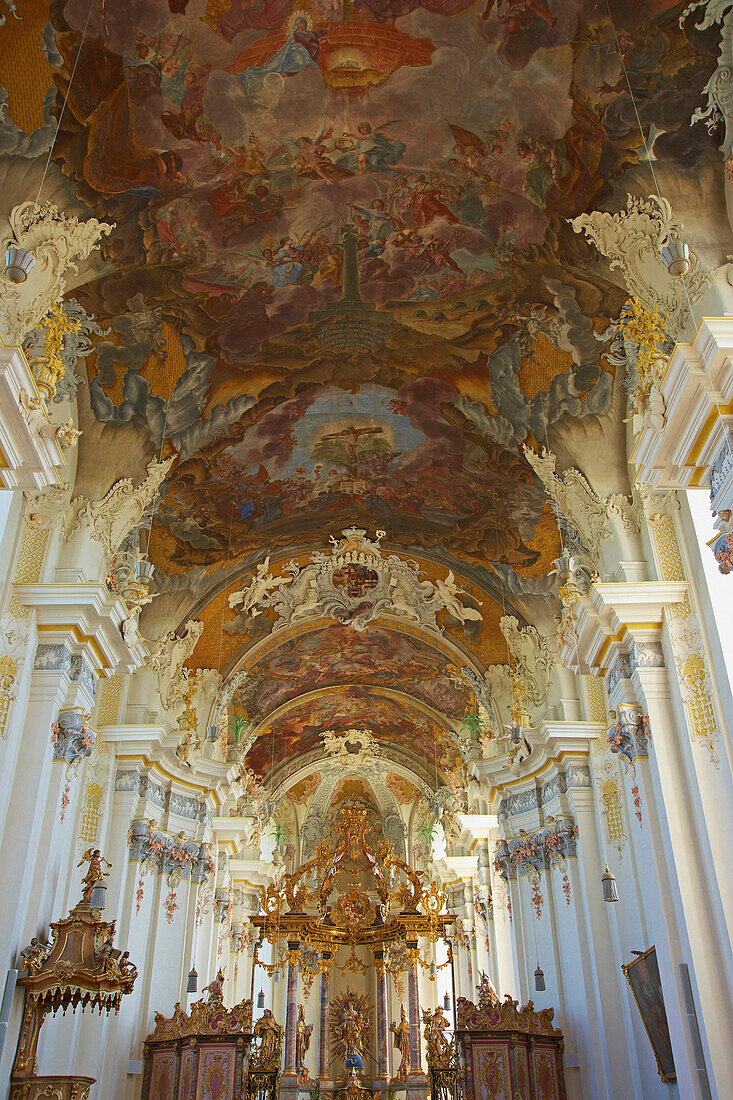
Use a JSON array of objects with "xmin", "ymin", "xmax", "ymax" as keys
[
  {"xmin": 571, "ymin": 194, "xmax": 709, "ymax": 339},
  {"xmin": 228, "ymin": 528, "xmax": 482, "ymax": 635},
  {"xmin": 0, "ymin": 201, "xmax": 113, "ymax": 346}
]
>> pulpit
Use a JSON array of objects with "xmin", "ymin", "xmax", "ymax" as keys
[
  {"xmin": 140, "ymin": 997, "xmax": 255, "ymax": 1100},
  {"xmin": 456, "ymin": 990, "xmax": 566, "ymax": 1100}
]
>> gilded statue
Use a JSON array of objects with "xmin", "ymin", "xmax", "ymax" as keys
[
  {"xmin": 390, "ymin": 1003, "xmax": 410, "ymax": 1082},
  {"xmin": 332, "ymin": 990, "xmax": 370, "ymax": 1059},
  {"xmin": 77, "ymin": 848, "xmax": 111, "ymax": 903},
  {"xmin": 422, "ymin": 1007, "xmax": 451, "ymax": 1067},
  {"xmin": 296, "ymin": 1004, "xmax": 313, "ymax": 1083},
  {"xmin": 253, "ymin": 1009, "xmax": 283, "ymax": 1070},
  {"xmin": 19, "ymin": 937, "xmax": 51, "ymax": 974}
]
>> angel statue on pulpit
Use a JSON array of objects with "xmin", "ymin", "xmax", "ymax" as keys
[{"xmin": 77, "ymin": 848, "xmax": 111, "ymax": 902}]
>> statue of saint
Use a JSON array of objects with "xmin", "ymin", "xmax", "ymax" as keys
[
  {"xmin": 203, "ymin": 967, "xmax": 225, "ymax": 1003},
  {"xmin": 335, "ymin": 997, "xmax": 367, "ymax": 1057},
  {"xmin": 254, "ymin": 1009, "xmax": 283, "ymax": 1069},
  {"xmin": 296, "ymin": 1004, "xmax": 313, "ymax": 1082},
  {"xmin": 391, "ymin": 1003, "xmax": 410, "ymax": 1082},
  {"xmin": 422, "ymin": 1007, "xmax": 451, "ymax": 1064},
  {"xmin": 476, "ymin": 970, "xmax": 500, "ymax": 1008},
  {"xmin": 19, "ymin": 937, "xmax": 51, "ymax": 974}
]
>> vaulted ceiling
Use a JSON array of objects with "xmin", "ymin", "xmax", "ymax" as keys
[{"xmin": 1, "ymin": 0, "xmax": 727, "ymax": 793}]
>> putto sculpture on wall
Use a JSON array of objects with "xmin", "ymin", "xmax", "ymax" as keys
[{"xmin": 228, "ymin": 528, "xmax": 482, "ymax": 635}]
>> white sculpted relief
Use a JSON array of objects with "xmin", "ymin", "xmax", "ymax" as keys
[
  {"xmin": 571, "ymin": 194, "xmax": 708, "ymax": 339},
  {"xmin": 0, "ymin": 201, "xmax": 113, "ymax": 346},
  {"xmin": 523, "ymin": 446, "xmax": 611, "ymax": 561},
  {"xmin": 148, "ymin": 619, "xmax": 204, "ymax": 712},
  {"xmin": 320, "ymin": 728, "xmax": 381, "ymax": 767},
  {"xmin": 228, "ymin": 528, "xmax": 482, "ymax": 634}
]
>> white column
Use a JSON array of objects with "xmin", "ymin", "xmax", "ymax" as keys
[{"xmin": 633, "ymin": 663, "xmax": 733, "ymax": 1094}]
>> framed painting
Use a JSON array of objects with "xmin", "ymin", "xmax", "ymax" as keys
[{"xmin": 622, "ymin": 946, "xmax": 676, "ymax": 1083}]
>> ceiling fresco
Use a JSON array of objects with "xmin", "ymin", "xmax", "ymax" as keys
[
  {"xmin": 38, "ymin": 0, "xmax": 717, "ymax": 570},
  {"xmin": 0, "ymin": 0, "xmax": 726, "ymax": 793},
  {"xmin": 244, "ymin": 686, "xmax": 460, "ymax": 776},
  {"xmin": 233, "ymin": 623, "xmax": 471, "ymax": 721}
]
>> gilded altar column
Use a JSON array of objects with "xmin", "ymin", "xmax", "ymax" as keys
[
  {"xmin": 318, "ymin": 950, "xmax": 332, "ymax": 1085},
  {"xmin": 373, "ymin": 949, "xmax": 389, "ymax": 1084},
  {"xmin": 405, "ymin": 937, "xmax": 424, "ymax": 1079},
  {"xmin": 284, "ymin": 940, "xmax": 300, "ymax": 1076}
]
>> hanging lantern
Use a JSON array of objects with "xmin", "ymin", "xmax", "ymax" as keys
[
  {"xmin": 601, "ymin": 865, "xmax": 619, "ymax": 903},
  {"xmin": 443, "ymin": 993, "xmax": 451, "ymax": 1012},
  {"xmin": 4, "ymin": 244, "xmax": 35, "ymax": 283},
  {"xmin": 187, "ymin": 966, "xmax": 198, "ymax": 993},
  {"xmin": 89, "ymin": 881, "xmax": 107, "ymax": 911},
  {"xmin": 273, "ymin": 968, "xmax": 280, "ymax": 983},
  {"xmin": 257, "ymin": 989, "xmax": 265, "ymax": 1009},
  {"xmin": 534, "ymin": 965, "xmax": 545, "ymax": 992},
  {"xmin": 660, "ymin": 236, "xmax": 690, "ymax": 278},
  {"xmin": 430, "ymin": 962, "xmax": 437, "ymax": 977}
]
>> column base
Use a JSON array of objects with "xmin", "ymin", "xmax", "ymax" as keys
[
  {"xmin": 372, "ymin": 1077, "xmax": 391, "ymax": 1091},
  {"xmin": 404, "ymin": 1071, "xmax": 428, "ymax": 1100},
  {"xmin": 278, "ymin": 1071, "xmax": 301, "ymax": 1100}
]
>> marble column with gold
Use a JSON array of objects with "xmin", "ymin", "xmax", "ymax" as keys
[
  {"xmin": 405, "ymin": 937, "xmax": 425, "ymax": 1093},
  {"xmin": 373, "ymin": 949, "xmax": 389, "ymax": 1086},
  {"xmin": 283, "ymin": 941, "xmax": 300, "ymax": 1076},
  {"xmin": 318, "ymin": 951, "xmax": 332, "ymax": 1087}
]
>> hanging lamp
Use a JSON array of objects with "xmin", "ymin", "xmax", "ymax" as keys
[
  {"xmin": 187, "ymin": 966, "xmax": 198, "ymax": 993},
  {"xmin": 257, "ymin": 989, "xmax": 265, "ymax": 1009},
  {"xmin": 4, "ymin": 243, "xmax": 35, "ymax": 283},
  {"xmin": 601, "ymin": 865, "xmax": 619, "ymax": 903},
  {"xmin": 534, "ymin": 965, "xmax": 545, "ymax": 992},
  {"xmin": 660, "ymin": 235, "xmax": 690, "ymax": 278}
]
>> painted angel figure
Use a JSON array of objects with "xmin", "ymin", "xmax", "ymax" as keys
[{"xmin": 77, "ymin": 848, "xmax": 111, "ymax": 902}]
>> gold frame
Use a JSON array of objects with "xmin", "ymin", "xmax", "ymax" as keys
[{"xmin": 622, "ymin": 946, "xmax": 676, "ymax": 1084}]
